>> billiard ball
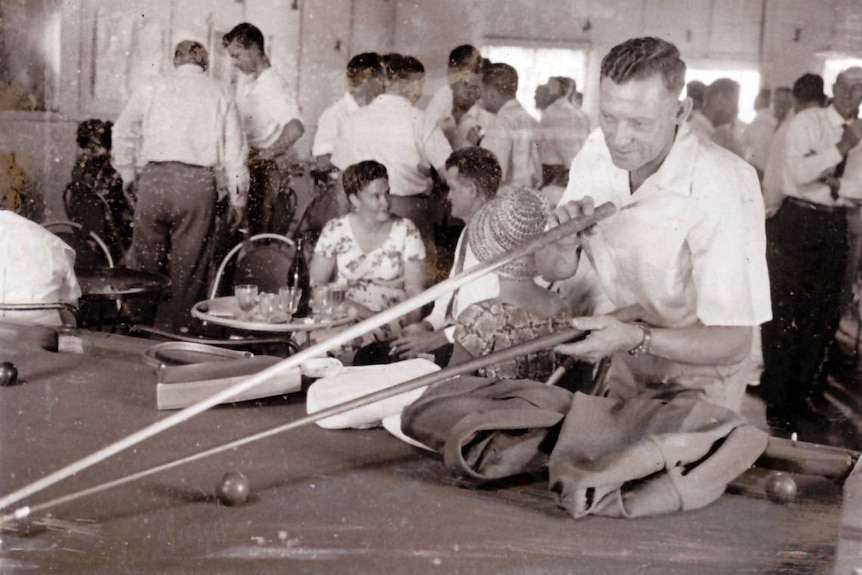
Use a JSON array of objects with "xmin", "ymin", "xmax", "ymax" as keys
[
  {"xmin": 765, "ymin": 472, "xmax": 797, "ymax": 504},
  {"xmin": 0, "ymin": 362, "xmax": 19, "ymax": 386},
  {"xmin": 216, "ymin": 472, "xmax": 250, "ymax": 506}
]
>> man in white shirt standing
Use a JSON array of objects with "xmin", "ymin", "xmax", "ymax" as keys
[
  {"xmin": 223, "ymin": 23, "xmax": 304, "ymax": 236},
  {"xmin": 112, "ymin": 40, "xmax": 249, "ymax": 332},
  {"xmin": 425, "ymin": 45, "xmax": 493, "ymax": 151},
  {"xmin": 312, "ymin": 52, "xmax": 385, "ymax": 172},
  {"xmin": 389, "ymin": 147, "xmax": 501, "ymax": 362},
  {"xmin": 760, "ymin": 66, "xmax": 862, "ymax": 433},
  {"xmin": 480, "ymin": 62, "xmax": 542, "ymax": 188},
  {"xmin": 744, "ymin": 88, "xmax": 778, "ymax": 181},
  {"xmin": 331, "ymin": 53, "xmax": 452, "ymax": 275},
  {"xmin": 535, "ymin": 76, "xmax": 589, "ymax": 189}
]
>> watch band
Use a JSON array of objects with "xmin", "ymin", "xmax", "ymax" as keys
[{"xmin": 628, "ymin": 323, "xmax": 652, "ymax": 356}]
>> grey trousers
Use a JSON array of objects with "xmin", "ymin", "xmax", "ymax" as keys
[{"xmin": 128, "ymin": 162, "xmax": 216, "ymax": 332}]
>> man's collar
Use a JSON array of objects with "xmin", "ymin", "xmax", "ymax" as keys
[
  {"xmin": 175, "ymin": 64, "xmax": 205, "ymax": 74},
  {"xmin": 633, "ymin": 123, "xmax": 698, "ymax": 198},
  {"xmin": 827, "ymin": 104, "xmax": 848, "ymax": 126}
]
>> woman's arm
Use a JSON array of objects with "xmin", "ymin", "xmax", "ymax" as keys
[
  {"xmin": 309, "ymin": 253, "xmax": 335, "ymax": 286},
  {"xmin": 402, "ymin": 258, "xmax": 426, "ymax": 324}
]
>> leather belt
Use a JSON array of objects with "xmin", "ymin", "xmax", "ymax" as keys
[{"xmin": 784, "ymin": 196, "xmax": 847, "ymax": 214}]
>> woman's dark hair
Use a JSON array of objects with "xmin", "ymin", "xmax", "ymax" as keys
[
  {"xmin": 342, "ymin": 161, "xmax": 388, "ymax": 197},
  {"xmin": 76, "ymin": 119, "xmax": 112, "ymax": 152}
]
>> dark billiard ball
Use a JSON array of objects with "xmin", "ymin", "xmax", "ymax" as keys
[
  {"xmin": 0, "ymin": 362, "xmax": 19, "ymax": 386},
  {"xmin": 216, "ymin": 472, "xmax": 250, "ymax": 506},
  {"xmin": 765, "ymin": 472, "xmax": 797, "ymax": 504}
]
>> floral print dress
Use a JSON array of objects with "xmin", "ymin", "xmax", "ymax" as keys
[
  {"xmin": 454, "ymin": 300, "xmax": 571, "ymax": 381},
  {"xmin": 314, "ymin": 215, "xmax": 426, "ymax": 343}
]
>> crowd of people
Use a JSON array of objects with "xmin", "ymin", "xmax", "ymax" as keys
[{"xmin": 4, "ymin": 23, "xmax": 862, "ymax": 519}]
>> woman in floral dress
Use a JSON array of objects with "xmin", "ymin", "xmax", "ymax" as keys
[{"xmin": 310, "ymin": 160, "xmax": 426, "ymax": 344}]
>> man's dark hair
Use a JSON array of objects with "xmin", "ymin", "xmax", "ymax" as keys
[
  {"xmin": 381, "ymin": 53, "xmax": 424, "ymax": 83},
  {"xmin": 346, "ymin": 52, "xmax": 384, "ymax": 86},
  {"xmin": 601, "ymin": 37, "xmax": 686, "ymax": 97},
  {"xmin": 792, "ymin": 73, "xmax": 826, "ymax": 106},
  {"xmin": 342, "ymin": 161, "xmax": 389, "ymax": 198},
  {"xmin": 482, "ymin": 62, "xmax": 518, "ymax": 98},
  {"xmin": 445, "ymin": 147, "xmax": 502, "ymax": 199},
  {"xmin": 686, "ymin": 80, "xmax": 706, "ymax": 110},
  {"xmin": 448, "ymin": 45, "xmax": 482, "ymax": 74},
  {"xmin": 553, "ymin": 76, "xmax": 576, "ymax": 99},
  {"xmin": 222, "ymin": 22, "xmax": 265, "ymax": 51}
]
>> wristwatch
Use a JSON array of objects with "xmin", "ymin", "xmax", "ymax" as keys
[{"xmin": 628, "ymin": 323, "xmax": 652, "ymax": 356}]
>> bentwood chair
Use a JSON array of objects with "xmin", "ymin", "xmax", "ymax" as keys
[{"xmin": 132, "ymin": 233, "xmax": 300, "ymax": 357}]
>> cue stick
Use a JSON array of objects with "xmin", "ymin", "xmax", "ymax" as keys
[
  {"xmin": 0, "ymin": 202, "xmax": 617, "ymax": 515},
  {"xmin": 0, "ymin": 326, "xmax": 588, "ymax": 524}
]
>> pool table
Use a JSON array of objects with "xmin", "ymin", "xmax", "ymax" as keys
[{"xmin": 0, "ymin": 322, "xmax": 857, "ymax": 574}]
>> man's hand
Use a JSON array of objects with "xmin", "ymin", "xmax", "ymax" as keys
[
  {"xmin": 227, "ymin": 204, "xmax": 246, "ymax": 231},
  {"xmin": 554, "ymin": 315, "xmax": 644, "ymax": 364},
  {"xmin": 389, "ymin": 322, "xmax": 447, "ymax": 358},
  {"xmin": 837, "ymin": 119, "xmax": 862, "ymax": 156},
  {"xmin": 535, "ymin": 196, "xmax": 594, "ymax": 281}
]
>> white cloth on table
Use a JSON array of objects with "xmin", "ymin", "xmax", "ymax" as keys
[
  {"xmin": 0, "ymin": 211, "xmax": 81, "ymax": 326},
  {"xmin": 307, "ymin": 358, "xmax": 440, "ymax": 429}
]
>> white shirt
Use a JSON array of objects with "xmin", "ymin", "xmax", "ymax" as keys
[
  {"xmin": 0, "ymin": 211, "xmax": 81, "ymax": 326},
  {"xmin": 312, "ymin": 92, "xmax": 359, "ymax": 157},
  {"xmin": 331, "ymin": 94, "xmax": 452, "ymax": 197},
  {"xmin": 424, "ymin": 227, "xmax": 499, "ymax": 342},
  {"xmin": 481, "ymin": 99, "xmax": 542, "ymax": 187},
  {"xmin": 424, "ymin": 84, "xmax": 454, "ymax": 128},
  {"xmin": 538, "ymin": 97, "xmax": 589, "ymax": 167},
  {"xmin": 744, "ymin": 108, "xmax": 777, "ymax": 172},
  {"xmin": 762, "ymin": 119, "xmax": 793, "ymax": 215},
  {"xmin": 112, "ymin": 64, "xmax": 249, "ymax": 203},
  {"xmin": 560, "ymin": 125, "xmax": 771, "ymax": 408},
  {"xmin": 766, "ymin": 104, "xmax": 862, "ymax": 206},
  {"xmin": 235, "ymin": 67, "xmax": 303, "ymax": 150}
]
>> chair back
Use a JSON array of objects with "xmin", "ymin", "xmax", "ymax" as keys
[
  {"xmin": 209, "ymin": 233, "xmax": 295, "ymax": 299},
  {"xmin": 43, "ymin": 220, "xmax": 114, "ymax": 269}
]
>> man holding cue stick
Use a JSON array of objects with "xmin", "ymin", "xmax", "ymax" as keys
[{"xmin": 403, "ymin": 36, "xmax": 773, "ymax": 519}]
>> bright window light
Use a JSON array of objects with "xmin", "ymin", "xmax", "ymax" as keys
[
  {"xmin": 481, "ymin": 43, "xmax": 587, "ymax": 119},
  {"xmin": 822, "ymin": 57, "xmax": 862, "ymax": 96},
  {"xmin": 686, "ymin": 67, "xmax": 762, "ymax": 124}
]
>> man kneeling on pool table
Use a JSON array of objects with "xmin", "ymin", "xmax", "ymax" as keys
[{"xmin": 402, "ymin": 36, "xmax": 772, "ymax": 519}]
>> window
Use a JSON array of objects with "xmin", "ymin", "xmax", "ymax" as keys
[
  {"xmin": 481, "ymin": 41, "xmax": 588, "ymax": 119},
  {"xmin": 822, "ymin": 57, "xmax": 862, "ymax": 96},
  {"xmin": 686, "ymin": 65, "xmax": 761, "ymax": 123}
]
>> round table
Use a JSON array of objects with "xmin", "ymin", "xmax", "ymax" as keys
[
  {"xmin": 76, "ymin": 267, "xmax": 169, "ymax": 331},
  {"xmin": 191, "ymin": 296, "xmax": 356, "ymax": 346}
]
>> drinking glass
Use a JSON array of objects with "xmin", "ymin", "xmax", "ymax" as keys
[
  {"xmin": 312, "ymin": 284, "xmax": 334, "ymax": 322},
  {"xmin": 328, "ymin": 282, "xmax": 347, "ymax": 316},
  {"xmin": 258, "ymin": 292, "xmax": 277, "ymax": 321},
  {"xmin": 234, "ymin": 284, "xmax": 259, "ymax": 320},
  {"xmin": 278, "ymin": 286, "xmax": 302, "ymax": 320}
]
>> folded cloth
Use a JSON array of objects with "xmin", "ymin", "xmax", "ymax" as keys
[
  {"xmin": 306, "ymin": 358, "xmax": 440, "ymax": 429},
  {"xmin": 549, "ymin": 391, "xmax": 768, "ymax": 518},
  {"xmin": 402, "ymin": 377, "xmax": 573, "ymax": 480},
  {"xmin": 402, "ymin": 381, "xmax": 768, "ymax": 518}
]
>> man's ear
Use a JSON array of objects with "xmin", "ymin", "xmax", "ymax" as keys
[{"xmin": 677, "ymin": 97, "xmax": 693, "ymax": 123}]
